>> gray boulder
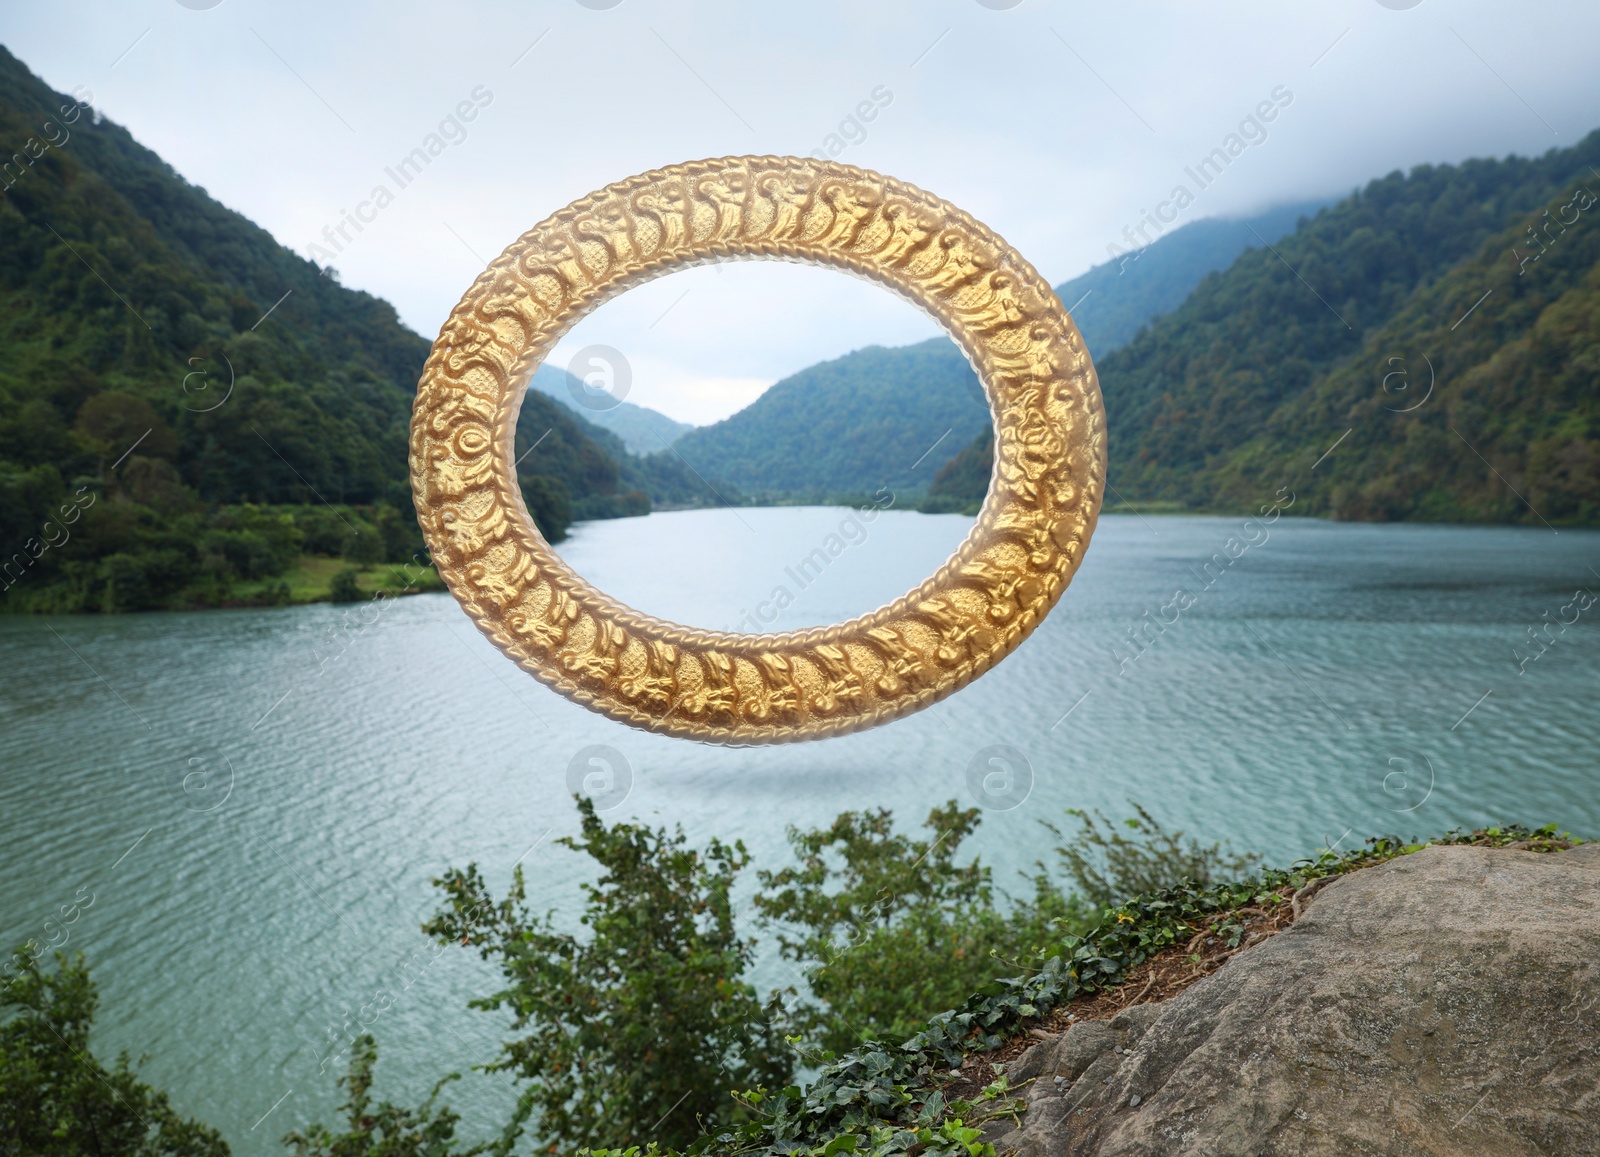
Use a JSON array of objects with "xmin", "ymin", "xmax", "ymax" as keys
[{"xmin": 990, "ymin": 843, "xmax": 1600, "ymax": 1156}]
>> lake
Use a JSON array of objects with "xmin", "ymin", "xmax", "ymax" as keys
[{"xmin": 2, "ymin": 506, "xmax": 1597, "ymax": 1153}]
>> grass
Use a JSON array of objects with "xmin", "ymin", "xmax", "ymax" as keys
[{"xmin": 225, "ymin": 555, "xmax": 448, "ymax": 607}]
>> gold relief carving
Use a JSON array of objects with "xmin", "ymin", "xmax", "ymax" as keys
[{"xmin": 409, "ymin": 156, "xmax": 1105, "ymax": 744}]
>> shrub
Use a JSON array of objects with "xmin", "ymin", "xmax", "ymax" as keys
[
  {"xmin": 374, "ymin": 502, "xmax": 422, "ymax": 564},
  {"xmin": 329, "ymin": 567, "xmax": 362, "ymax": 603},
  {"xmin": 341, "ymin": 525, "xmax": 385, "ymax": 567},
  {"xmin": 754, "ymin": 802, "xmax": 1089, "ymax": 1057},
  {"xmin": 423, "ymin": 798, "xmax": 793, "ymax": 1152},
  {"xmin": 295, "ymin": 506, "xmax": 352, "ymax": 556},
  {"xmin": 1047, "ymin": 803, "xmax": 1260, "ymax": 910},
  {"xmin": 0, "ymin": 949, "xmax": 231, "ymax": 1155},
  {"xmin": 283, "ymin": 1034, "xmax": 473, "ymax": 1157},
  {"xmin": 94, "ymin": 547, "xmax": 197, "ymax": 612}
]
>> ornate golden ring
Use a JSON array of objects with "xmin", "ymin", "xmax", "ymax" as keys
[{"xmin": 410, "ymin": 157, "xmax": 1105, "ymax": 745}]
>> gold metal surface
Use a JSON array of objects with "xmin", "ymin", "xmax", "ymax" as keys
[{"xmin": 410, "ymin": 156, "xmax": 1105, "ymax": 744}]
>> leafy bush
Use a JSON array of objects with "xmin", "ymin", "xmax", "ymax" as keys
[
  {"xmin": 754, "ymin": 802, "xmax": 1087, "ymax": 1057},
  {"xmin": 342, "ymin": 525, "xmax": 385, "ymax": 566},
  {"xmin": 0, "ymin": 949, "xmax": 231, "ymax": 1155},
  {"xmin": 329, "ymin": 567, "xmax": 362, "ymax": 604},
  {"xmin": 3, "ymin": 811, "xmax": 1584, "ymax": 1157},
  {"xmin": 295, "ymin": 506, "xmax": 354, "ymax": 557},
  {"xmin": 666, "ymin": 824, "xmax": 1582, "ymax": 1157},
  {"xmin": 1046, "ymin": 803, "xmax": 1260, "ymax": 911},
  {"xmin": 422, "ymin": 798, "xmax": 793, "ymax": 1152},
  {"xmin": 283, "ymin": 1034, "xmax": 476, "ymax": 1157}
]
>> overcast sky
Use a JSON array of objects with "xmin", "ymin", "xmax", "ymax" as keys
[{"xmin": 5, "ymin": 0, "xmax": 1598, "ymax": 424}]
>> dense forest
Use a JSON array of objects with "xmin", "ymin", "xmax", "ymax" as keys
[
  {"xmin": 0, "ymin": 48, "xmax": 716, "ymax": 611},
  {"xmin": 681, "ymin": 139, "xmax": 1600, "ymax": 527},
  {"xmin": 1097, "ymin": 129, "xmax": 1600, "ymax": 523},
  {"xmin": 1051, "ymin": 198, "xmax": 1327, "ymax": 355},
  {"xmin": 669, "ymin": 339, "xmax": 989, "ymax": 500},
  {"xmin": 918, "ymin": 426, "xmax": 992, "ymax": 515},
  {"xmin": 668, "ymin": 203, "xmax": 1316, "ymax": 503}
]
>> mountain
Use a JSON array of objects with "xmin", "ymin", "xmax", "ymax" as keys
[
  {"xmin": 918, "ymin": 427, "xmax": 992, "ymax": 516},
  {"xmin": 667, "ymin": 340, "xmax": 987, "ymax": 500},
  {"xmin": 0, "ymin": 44, "xmax": 652, "ymax": 610},
  {"xmin": 528, "ymin": 362, "xmax": 693, "ymax": 455},
  {"xmin": 669, "ymin": 202, "xmax": 1322, "ymax": 502},
  {"xmin": 1053, "ymin": 199, "xmax": 1329, "ymax": 355},
  {"xmin": 512, "ymin": 381, "xmax": 737, "ymax": 531},
  {"xmin": 1097, "ymin": 132, "xmax": 1600, "ymax": 522}
]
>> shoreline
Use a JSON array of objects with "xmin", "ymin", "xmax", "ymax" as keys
[{"xmin": 7, "ymin": 506, "xmax": 1594, "ymax": 616}]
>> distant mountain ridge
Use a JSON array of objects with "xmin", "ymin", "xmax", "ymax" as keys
[
  {"xmin": 528, "ymin": 363, "xmax": 693, "ymax": 455},
  {"xmin": 666, "ymin": 341, "xmax": 985, "ymax": 499},
  {"xmin": 667, "ymin": 201, "xmax": 1322, "ymax": 501},
  {"xmin": 1053, "ymin": 199, "xmax": 1330, "ymax": 355},
  {"xmin": 760, "ymin": 135, "xmax": 1600, "ymax": 529}
]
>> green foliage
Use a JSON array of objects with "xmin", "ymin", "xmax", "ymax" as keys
[
  {"xmin": 754, "ymin": 802, "xmax": 1087, "ymax": 1057},
  {"xmin": 329, "ymin": 567, "xmax": 362, "ymax": 604},
  {"xmin": 518, "ymin": 474, "xmax": 573, "ymax": 542},
  {"xmin": 1056, "ymin": 200, "xmax": 1328, "ymax": 355},
  {"xmin": 665, "ymin": 203, "xmax": 1322, "ymax": 505},
  {"xmin": 1098, "ymin": 131, "xmax": 1600, "ymax": 524},
  {"xmin": 422, "ymin": 798, "xmax": 794, "ymax": 1153},
  {"xmin": 0, "ymin": 495, "xmax": 425, "ymax": 611},
  {"xmin": 917, "ymin": 430, "xmax": 991, "ymax": 516},
  {"xmin": 2, "ymin": 810, "xmax": 1584, "ymax": 1157},
  {"xmin": 0, "ymin": 46, "xmax": 665, "ymax": 612},
  {"xmin": 670, "ymin": 342, "xmax": 988, "ymax": 499},
  {"xmin": 1046, "ymin": 804, "xmax": 1260, "ymax": 911},
  {"xmin": 0, "ymin": 949, "xmax": 231, "ymax": 1155},
  {"xmin": 674, "ymin": 823, "xmax": 1581, "ymax": 1157},
  {"xmin": 283, "ymin": 1034, "xmax": 476, "ymax": 1157}
]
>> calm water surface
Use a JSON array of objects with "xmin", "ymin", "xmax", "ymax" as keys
[{"xmin": 2, "ymin": 508, "xmax": 1598, "ymax": 1153}]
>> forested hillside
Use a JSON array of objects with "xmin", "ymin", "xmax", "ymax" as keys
[
  {"xmin": 918, "ymin": 426, "xmax": 992, "ymax": 516},
  {"xmin": 668, "ymin": 202, "xmax": 1319, "ymax": 502},
  {"xmin": 1099, "ymin": 130, "xmax": 1600, "ymax": 523},
  {"xmin": 669, "ymin": 340, "xmax": 987, "ymax": 500},
  {"xmin": 528, "ymin": 363, "xmax": 693, "ymax": 455},
  {"xmin": 0, "ymin": 46, "xmax": 677, "ymax": 611},
  {"xmin": 1053, "ymin": 199, "xmax": 1327, "ymax": 355}
]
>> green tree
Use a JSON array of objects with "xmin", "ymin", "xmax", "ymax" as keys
[
  {"xmin": 329, "ymin": 567, "xmax": 361, "ymax": 604},
  {"xmin": 423, "ymin": 798, "xmax": 793, "ymax": 1152},
  {"xmin": 516, "ymin": 474, "xmax": 572, "ymax": 543},
  {"xmin": 0, "ymin": 949, "xmax": 231, "ymax": 1155},
  {"xmin": 341, "ymin": 523, "xmax": 385, "ymax": 567},
  {"xmin": 753, "ymin": 801, "xmax": 1085, "ymax": 1057},
  {"xmin": 283, "ymin": 1034, "xmax": 478, "ymax": 1157}
]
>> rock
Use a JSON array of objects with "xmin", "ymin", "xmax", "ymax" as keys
[{"xmin": 990, "ymin": 844, "xmax": 1600, "ymax": 1156}]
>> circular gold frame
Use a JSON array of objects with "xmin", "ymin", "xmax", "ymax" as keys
[{"xmin": 410, "ymin": 156, "xmax": 1105, "ymax": 744}]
